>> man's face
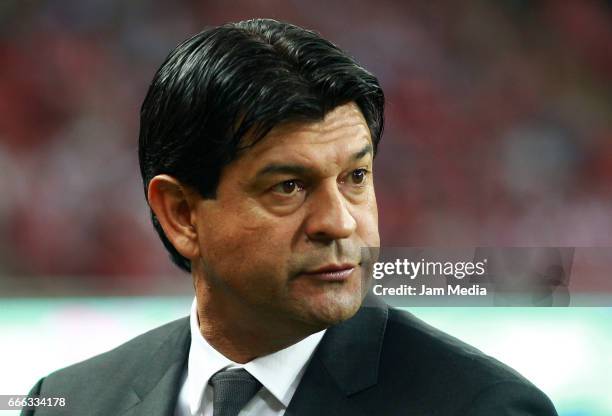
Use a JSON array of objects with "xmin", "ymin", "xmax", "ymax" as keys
[{"xmin": 191, "ymin": 102, "xmax": 379, "ymax": 332}]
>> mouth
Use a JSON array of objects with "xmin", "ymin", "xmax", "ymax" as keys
[{"xmin": 300, "ymin": 263, "xmax": 358, "ymax": 282}]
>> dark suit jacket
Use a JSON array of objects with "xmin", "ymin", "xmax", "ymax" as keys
[{"xmin": 23, "ymin": 299, "xmax": 558, "ymax": 415}]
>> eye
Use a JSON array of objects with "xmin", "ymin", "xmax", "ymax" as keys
[
  {"xmin": 350, "ymin": 168, "xmax": 369, "ymax": 185},
  {"xmin": 272, "ymin": 180, "xmax": 304, "ymax": 196}
]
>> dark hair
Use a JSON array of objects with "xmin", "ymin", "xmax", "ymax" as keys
[{"xmin": 138, "ymin": 18, "xmax": 385, "ymax": 273}]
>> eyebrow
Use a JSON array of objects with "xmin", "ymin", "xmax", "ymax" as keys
[
  {"xmin": 254, "ymin": 143, "xmax": 373, "ymax": 180},
  {"xmin": 352, "ymin": 143, "xmax": 373, "ymax": 161}
]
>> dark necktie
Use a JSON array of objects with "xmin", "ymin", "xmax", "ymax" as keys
[{"xmin": 209, "ymin": 369, "xmax": 262, "ymax": 416}]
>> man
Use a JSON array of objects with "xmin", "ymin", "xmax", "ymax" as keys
[{"xmin": 24, "ymin": 19, "xmax": 558, "ymax": 415}]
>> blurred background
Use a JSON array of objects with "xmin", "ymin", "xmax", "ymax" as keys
[{"xmin": 1, "ymin": 0, "xmax": 611, "ymax": 415}]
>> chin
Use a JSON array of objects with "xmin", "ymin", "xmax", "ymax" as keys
[{"xmin": 300, "ymin": 291, "xmax": 364, "ymax": 329}]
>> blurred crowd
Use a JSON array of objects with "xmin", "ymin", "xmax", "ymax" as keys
[{"xmin": 0, "ymin": 0, "xmax": 611, "ymax": 283}]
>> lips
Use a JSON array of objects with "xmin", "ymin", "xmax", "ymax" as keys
[{"xmin": 301, "ymin": 263, "xmax": 357, "ymax": 282}]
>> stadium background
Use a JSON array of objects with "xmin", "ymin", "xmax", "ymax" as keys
[{"xmin": 1, "ymin": 1, "xmax": 611, "ymax": 415}]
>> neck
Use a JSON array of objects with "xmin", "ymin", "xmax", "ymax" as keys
[{"xmin": 193, "ymin": 275, "xmax": 321, "ymax": 363}]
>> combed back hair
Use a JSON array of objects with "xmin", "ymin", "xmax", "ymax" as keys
[{"xmin": 138, "ymin": 18, "xmax": 385, "ymax": 273}]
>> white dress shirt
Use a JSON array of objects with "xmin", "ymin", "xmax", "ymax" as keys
[{"xmin": 174, "ymin": 298, "xmax": 326, "ymax": 416}]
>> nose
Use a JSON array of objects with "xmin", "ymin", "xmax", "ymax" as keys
[{"xmin": 304, "ymin": 181, "xmax": 357, "ymax": 242}]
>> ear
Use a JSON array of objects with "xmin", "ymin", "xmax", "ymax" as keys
[{"xmin": 147, "ymin": 175, "xmax": 201, "ymax": 260}]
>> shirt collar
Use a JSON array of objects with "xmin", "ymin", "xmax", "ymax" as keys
[{"xmin": 185, "ymin": 297, "xmax": 326, "ymax": 413}]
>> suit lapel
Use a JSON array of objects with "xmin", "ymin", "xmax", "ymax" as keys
[
  {"xmin": 286, "ymin": 297, "xmax": 389, "ymax": 416},
  {"xmin": 284, "ymin": 355, "xmax": 362, "ymax": 416},
  {"xmin": 120, "ymin": 317, "xmax": 191, "ymax": 416}
]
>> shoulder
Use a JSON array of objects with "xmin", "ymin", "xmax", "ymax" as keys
[
  {"xmin": 46, "ymin": 316, "xmax": 188, "ymax": 382},
  {"xmin": 382, "ymin": 307, "xmax": 525, "ymax": 382},
  {"xmin": 367, "ymin": 307, "xmax": 558, "ymax": 415},
  {"xmin": 27, "ymin": 317, "xmax": 189, "ymax": 415}
]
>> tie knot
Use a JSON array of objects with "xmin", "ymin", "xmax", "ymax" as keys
[{"xmin": 209, "ymin": 369, "xmax": 262, "ymax": 416}]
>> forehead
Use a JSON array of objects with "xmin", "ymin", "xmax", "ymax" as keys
[{"xmin": 244, "ymin": 102, "xmax": 372, "ymax": 162}]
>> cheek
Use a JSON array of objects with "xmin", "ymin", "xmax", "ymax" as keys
[
  {"xmin": 196, "ymin": 207, "xmax": 297, "ymax": 288},
  {"xmin": 355, "ymin": 194, "xmax": 379, "ymax": 247}
]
